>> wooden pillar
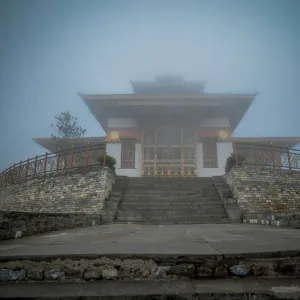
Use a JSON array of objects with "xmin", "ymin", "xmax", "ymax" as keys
[
  {"xmin": 233, "ymin": 140, "xmax": 238, "ymax": 165},
  {"xmin": 253, "ymin": 142, "xmax": 258, "ymax": 167},
  {"xmin": 43, "ymin": 152, "xmax": 48, "ymax": 174},
  {"xmin": 286, "ymin": 145, "xmax": 292, "ymax": 170},
  {"xmin": 270, "ymin": 144, "xmax": 276, "ymax": 168},
  {"xmin": 56, "ymin": 149, "xmax": 61, "ymax": 171},
  {"xmin": 141, "ymin": 130, "xmax": 144, "ymax": 176}
]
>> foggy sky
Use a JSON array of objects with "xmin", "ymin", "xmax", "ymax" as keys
[{"xmin": 0, "ymin": 0, "xmax": 300, "ymax": 171}]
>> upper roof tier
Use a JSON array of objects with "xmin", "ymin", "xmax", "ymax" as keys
[
  {"xmin": 130, "ymin": 76, "xmax": 206, "ymax": 94},
  {"xmin": 78, "ymin": 77, "xmax": 258, "ymax": 131}
]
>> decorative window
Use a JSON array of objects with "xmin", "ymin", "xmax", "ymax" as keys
[
  {"xmin": 202, "ymin": 138, "xmax": 218, "ymax": 168},
  {"xmin": 121, "ymin": 139, "xmax": 135, "ymax": 169}
]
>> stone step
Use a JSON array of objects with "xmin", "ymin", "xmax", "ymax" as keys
[
  {"xmin": 115, "ymin": 218, "xmax": 231, "ymax": 224},
  {"xmin": 115, "ymin": 220, "xmax": 231, "ymax": 224},
  {"xmin": 120, "ymin": 199, "xmax": 223, "ymax": 205},
  {"xmin": 118, "ymin": 208, "xmax": 227, "ymax": 213},
  {"xmin": 110, "ymin": 189, "xmax": 123, "ymax": 194},
  {"xmin": 130, "ymin": 177, "xmax": 213, "ymax": 180},
  {"xmin": 102, "ymin": 206, "xmax": 116, "ymax": 212},
  {"xmin": 3, "ymin": 278, "xmax": 300, "ymax": 299},
  {"xmin": 124, "ymin": 192, "xmax": 220, "ymax": 197},
  {"xmin": 126, "ymin": 186, "xmax": 218, "ymax": 190},
  {"xmin": 122, "ymin": 198, "xmax": 221, "ymax": 203},
  {"xmin": 124, "ymin": 192, "xmax": 219, "ymax": 196},
  {"xmin": 123, "ymin": 193, "xmax": 220, "ymax": 197},
  {"xmin": 129, "ymin": 183, "xmax": 215, "ymax": 185},
  {"xmin": 122, "ymin": 201, "xmax": 222, "ymax": 205},
  {"xmin": 109, "ymin": 194, "xmax": 122, "ymax": 199},
  {"xmin": 127, "ymin": 180, "xmax": 214, "ymax": 184},
  {"xmin": 101, "ymin": 216, "xmax": 115, "ymax": 222},
  {"xmin": 117, "ymin": 211, "xmax": 228, "ymax": 220},
  {"xmin": 109, "ymin": 197, "xmax": 122, "ymax": 203},
  {"xmin": 117, "ymin": 214, "xmax": 229, "ymax": 220},
  {"xmin": 121, "ymin": 199, "xmax": 223, "ymax": 204},
  {"xmin": 119, "ymin": 209, "xmax": 227, "ymax": 214},
  {"xmin": 106, "ymin": 202, "xmax": 119, "ymax": 207},
  {"xmin": 123, "ymin": 197, "xmax": 221, "ymax": 201},
  {"xmin": 123, "ymin": 190, "xmax": 219, "ymax": 197},
  {"xmin": 119, "ymin": 208, "xmax": 226, "ymax": 213},
  {"xmin": 129, "ymin": 179, "xmax": 214, "ymax": 182},
  {"xmin": 127, "ymin": 183, "xmax": 214, "ymax": 188}
]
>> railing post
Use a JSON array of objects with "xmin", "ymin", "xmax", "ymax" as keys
[
  {"xmin": 233, "ymin": 140, "xmax": 238, "ymax": 165},
  {"xmin": 253, "ymin": 142, "xmax": 258, "ymax": 167},
  {"xmin": 270, "ymin": 144, "xmax": 276, "ymax": 169},
  {"xmin": 69, "ymin": 145, "xmax": 74, "ymax": 168},
  {"xmin": 103, "ymin": 151, "xmax": 106, "ymax": 166},
  {"xmin": 44, "ymin": 152, "xmax": 48, "ymax": 174},
  {"xmin": 85, "ymin": 143, "xmax": 90, "ymax": 167},
  {"xmin": 56, "ymin": 148, "xmax": 60, "ymax": 171},
  {"xmin": 25, "ymin": 158, "xmax": 29, "ymax": 179},
  {"xmin": 18, "ymin": 160, "xmax": 22, "ymax": 182},
  {"xmin": 286, "ymin": 145, "xmax": 292, "ymax": 170},
  {"xmin": 12, "ymin": 164, "xmax": 16, "ymax": 183},
  {"xmin": 33, "ymin": 155, "xmax": 38, "ymax": 176}
]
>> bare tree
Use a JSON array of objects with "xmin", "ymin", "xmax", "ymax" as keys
[{"xmin": 51, "ymin": 111, "xmax": 86, "ymax": 139}]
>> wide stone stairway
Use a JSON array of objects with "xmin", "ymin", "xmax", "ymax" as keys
[{"xmin": 114, "ymin": 177, "xmax": 231, "ymax": 224}]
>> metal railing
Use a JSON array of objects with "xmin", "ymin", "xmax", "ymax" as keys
[
  {"xmin": 0, "ymin": 143, "xmax": 106, "ymax": 187},
  {"xmin": 234, "ymin": 141, "xmax": 300, "ymax": 170},
  {"xmin": 1, "ymin": 141, "xmax": 299, "ymax": 187}
]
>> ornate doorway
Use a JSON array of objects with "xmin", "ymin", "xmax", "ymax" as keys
[{"xmin": 142, "ymin": 127, "xmax": 196, "ymax": 176}]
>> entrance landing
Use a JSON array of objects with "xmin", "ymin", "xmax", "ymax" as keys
[{"xmin": 0, "ymin": 224, "xmax": 299, "ymax": 258}]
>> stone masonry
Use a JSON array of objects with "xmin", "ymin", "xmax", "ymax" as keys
[
  {"xmin": 0, "ymin": 166, "xmax": 114, "ymax": 214},
  {"xmin": 0, "ymin": 166, "xmax": 114, "ymax": 240},
  {"xmin": 0, "ymin": 212, "xmax": 101, "ymax": 240},
  {"xmin": 0, "ymin": 253, "xmax": 299, "ymax": 282},
  {"xmin": 225, "ymin": 166, "xmax": 300, "ymax": 227}
]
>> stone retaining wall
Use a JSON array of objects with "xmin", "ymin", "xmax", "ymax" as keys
[
  {"xmin": 0, "ymin": 253, "xmax": 299, "ymax": 282},
  {"xmin": 225, "ymin": 166, "xmax": 300, "ymax": 227},
  {"xmin": 0, "ymin": 211, "xmax": 101, "ymax": 240},
  {"xmin": 243, "ymin": 212, "xmax": 300, "ymax": 228},
  {"xmin": 0, "ymin": 167, "xmax": 114, "ymax": 214}
]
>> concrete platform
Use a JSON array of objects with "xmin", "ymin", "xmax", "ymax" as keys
[{"xmin": 0, "ymin": 224, "xmax": 299, "ymax": 258}]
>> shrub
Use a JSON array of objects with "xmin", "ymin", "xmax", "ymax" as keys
[
  {"xmin": 225, "ymin": 153, "xmax": 245, "ymax": 173},
  {"xmin": 96, "ymin": 154, "xmax": 116, "ymax": 172}
]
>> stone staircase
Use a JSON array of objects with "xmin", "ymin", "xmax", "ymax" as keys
[
  {"xmin": 213, "ymin": 176, "xmax": 242, "ymax": 223},
  {"xmin": 114, "ymin": 177, "xmax": 231, "ymax": 224},
  {"xmin": 101, "ymin": 176, "xmax": 129, "ymax": 224}
]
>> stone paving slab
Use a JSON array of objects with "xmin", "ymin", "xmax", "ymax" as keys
[
  {"xmin": 1, "ymin": 279, "xmax": 300, "ymax": 299},
  {"xmin": 0, "ymin": 280, "xmax": 194, "ymax": 298},
  {"xmin": 0, "ymin": 224, "xmax": 299, "ymax": 258}
]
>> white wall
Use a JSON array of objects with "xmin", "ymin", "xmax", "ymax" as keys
[
  {"xmin": 199, "ymin": 117, "xmax": 230, "ymax": 128},
  {"xmin": 107, "ymin": 118, "xmax": 139, "ymax": 128},
  {"xmin": 197, "ymin": 142, "xmax": 233, "ymax": 177},
  {"xmin": 107, "ymin": 141, "xmax": 232, "ymax": 178},
  {"xmin": 106, "ymin": 143, "xmax": 141, "ymax": 177}
]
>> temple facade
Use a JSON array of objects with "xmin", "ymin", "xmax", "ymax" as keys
[
  {"xmin": 79, "ymin": 76, "xmax": 256, "ymax": 177},
  {"xmin": 33, "ymin": 76, "xmax": 300, "ymax": 177}
]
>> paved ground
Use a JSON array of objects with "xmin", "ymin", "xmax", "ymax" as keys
[
  {"xmin": 0, "ymin": 224, "xmax": 299, "ymax": 258},
  {"xmin": 2, "ymin": 278, "xmax": 300, "ymax": 298}
]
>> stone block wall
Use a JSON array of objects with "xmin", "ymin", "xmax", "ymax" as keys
[
  {"xmin": 0, "ymin": 212, "xmax": 101, "ymax": 240},
  {"xmin": 225, "ymin": 166, "xmax": 300, "ymax": 227},
  {"xmin": 0, "ymin": 166, "xmax": 114, "ymax": 214}
]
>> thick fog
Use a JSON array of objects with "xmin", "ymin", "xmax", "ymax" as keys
[{"xmin": 0, "ymin": 0, "xmax": 299, "ymax": 171}]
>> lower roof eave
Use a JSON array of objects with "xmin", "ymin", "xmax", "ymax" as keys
[
  {"xmin": 232, "ymin": 137, "xmax": 300, "ymax": 148},
  {"xmin": 33, "ymin": 137, "xmax": 106, "ymax": 152}
]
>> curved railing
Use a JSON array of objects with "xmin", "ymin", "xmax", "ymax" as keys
[
  {"xmin": 234, "ymin": 142, "xmax": 300, "ymax": 170},
  {"xmin": 0, "ymin": 143, "xmax": 106, "ymax": 187},
  {"xmin": 1, "ymin": 141, "xmax": 299, "ymax": 187}
]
